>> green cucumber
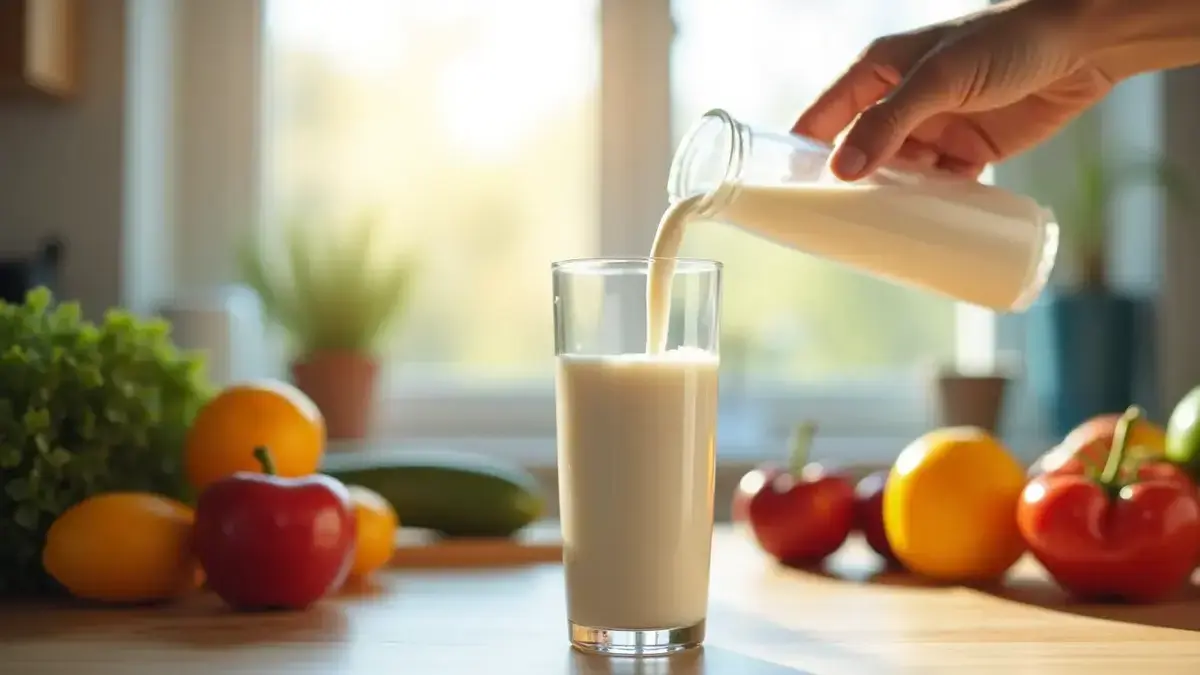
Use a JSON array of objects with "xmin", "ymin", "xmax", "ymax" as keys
[{"xmin": 321, "ymin": 449, "xmax": 546, "ymax": 538}]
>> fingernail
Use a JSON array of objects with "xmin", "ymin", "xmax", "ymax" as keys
[{"xmin": 832, "ymin": 145, "xmax": 867, "ymax": 180}]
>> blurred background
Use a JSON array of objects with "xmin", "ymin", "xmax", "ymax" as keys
[
  {"xmin": 1, "ymin": 0, "xmax": 1199, "ymax": 506},
  {"xmin": 264, "ymin": 0, "xmax": 969, "ymax": 382}
]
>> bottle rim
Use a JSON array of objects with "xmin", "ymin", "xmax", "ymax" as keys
[
  {"xmin": 1008, "ymin": 208, "xmax": 1060, "ymax": 311},
  {"xmin": 667, "ymin": 108, "xmax": 746, "ymax": 218}
]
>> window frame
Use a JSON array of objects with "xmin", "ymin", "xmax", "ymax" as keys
[{"xmin": 171, "ymin": 0, "xmax": 1053, "ymax": 466}]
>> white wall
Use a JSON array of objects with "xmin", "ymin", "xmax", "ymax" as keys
[
  {"xmin": 0, "ymin": 0, "xmax": 258, "ymax": 320},
  {"xmin": 0, "ymin": 0, "xmax": 128, "ymax": 320}
]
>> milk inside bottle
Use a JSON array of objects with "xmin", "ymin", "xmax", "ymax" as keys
[{"xmin": 646, "ymin": 108, "xmax": 1059, "ymax": 352}]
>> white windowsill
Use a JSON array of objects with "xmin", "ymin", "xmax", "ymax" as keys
[
  {"xmin": 326, "ymin": 431, "xmax": 1058, "ymax": 471},
  {"xmin": 324, "ymin": 430, "xmax": 1054, "ymax": 523}
]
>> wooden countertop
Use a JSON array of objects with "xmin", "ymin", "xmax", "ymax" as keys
[{"xmin": 3, "ymin": 526, "xmax": 1200, "ymax": 674}]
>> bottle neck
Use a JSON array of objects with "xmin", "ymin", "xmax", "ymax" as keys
[{"xmin": 667, "ymin": 108, "xmax": 748, "ymax": 219}]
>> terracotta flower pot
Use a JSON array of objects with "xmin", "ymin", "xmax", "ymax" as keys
[
  {"xmin": 290, "ymin": 350, "xmax": 380, "ymax": 441},
  {"xmin": 934, "ymin": 371, "xmax": 1011, "ymax": 434}
]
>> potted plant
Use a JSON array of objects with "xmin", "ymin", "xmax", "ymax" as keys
[
  {"xmin": 1025, "ymin": 139, "xmax": 1191, "ymax": 436},
  {"xmin": 931, "ymin": 353, "xmax": 1017, "ymax": 434},
  {"xmin": 238, "ymin": 212, "xmax": 417, "ymax": 441}
]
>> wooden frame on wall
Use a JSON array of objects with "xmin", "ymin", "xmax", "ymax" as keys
[{"xmin": 0, "ymin": 0, "xmax": 78, "ymax": 99}]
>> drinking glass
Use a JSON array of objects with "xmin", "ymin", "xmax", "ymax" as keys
[{"xmin": 552, "ymin": 257, "xmax": 721, "ymax": 656}]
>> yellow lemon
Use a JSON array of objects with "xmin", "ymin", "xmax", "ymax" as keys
[
  {"xmin": 42, "ymin": 493, "xmax": 201, "ymax": 603},
  {"xmin": 883, "ymin": 427, "xmax": 1026, "ymax": 583}
]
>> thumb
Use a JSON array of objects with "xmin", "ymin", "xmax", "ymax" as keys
[{"xmin": 829, "ymin": 55, "xmax": 962, "ymax": 181}]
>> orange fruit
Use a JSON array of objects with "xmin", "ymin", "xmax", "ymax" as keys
[
  {"xmin": 184, "ymin": 380, "xmax": 325, "ymax": 492},
  {"xmin": 42, "ymin": 493, "xmax": 201, "ymax": 603},
  {"xmin": 883, "ymin": 427, "xmax": 1026, "ymax": 583},
  {"xmin": 347, "ymin": 486, "xmax": 399, "ymax": 578}
]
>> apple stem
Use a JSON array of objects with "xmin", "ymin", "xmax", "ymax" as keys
[
  {"xmin": 253, "ymin": 446, "xmax": 278, "ymax": 476},
  {"xmin": 787, "ymin": 421, "xmax": 817, "ymax": 476},
  {"xmin": 1100, "ymin": 405, "xmax": 1142, "ymax": 487}
]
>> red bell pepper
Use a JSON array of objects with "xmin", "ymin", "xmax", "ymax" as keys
[{"xmin": 1017, "ymin": 406, "xmax": 1200, "ymax": 603}]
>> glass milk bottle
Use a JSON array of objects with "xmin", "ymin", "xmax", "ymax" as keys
[{"xmin": 666, "ymin": 108, "xmax": 1060, "ymax": 312}]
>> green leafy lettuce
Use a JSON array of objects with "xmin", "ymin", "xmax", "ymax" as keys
[{"xmin": 0, "ymin": 288, "xmax": 212, "ymax": 595}]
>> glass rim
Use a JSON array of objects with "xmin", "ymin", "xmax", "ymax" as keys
[{"xmin": 551, "ymin": 257, "xmax": 723, "ymax": 273}]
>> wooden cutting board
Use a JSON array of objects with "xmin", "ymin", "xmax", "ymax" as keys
[{"xmin": 389, "ymin": 522, "xmax": 563, "ymax": 569}]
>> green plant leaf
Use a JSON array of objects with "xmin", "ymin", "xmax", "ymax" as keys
[
  {"xmin": 236, "ymin": 209, "xmax": 419, "ymax": 359},
  {"xmin": 1034, "ymin": 125, "xmax": 1197, "ymax": 290},
  {"xmin": 13, "ymin": 504, "xmax": 39, "ymax": 531},
  {"xmin": 5, "ymin": 478, "xmax": 31, "ymax": 501},
  {"xmin": 1072, "ymin": 148, "xmax": 1108, "ymax": 257},
  {"xmin": 0, "ymin": 447, "xmax": 20, "ymax": 469}
]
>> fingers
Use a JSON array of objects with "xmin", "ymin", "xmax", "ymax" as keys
[
  {"xmin": 936, "ymin": 155, "xmax": 987, "ymax": 178},
  {"xmin": 830, "ymin": 54, "xmax": 963, "ymax": 181},
  {"xmin": 894, "ymin": 138, "xmax": 941, "ymax": 167},
  {"xmin": 792, "ymin": 60, "xmax": 896, "ymax": 144},
  {"xmin": 794, "ymin": 29, "xmax": 944, "ymax": 145}
]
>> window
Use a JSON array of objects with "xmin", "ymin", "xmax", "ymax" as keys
[
  {"xmin": 671, "ymin": 0, "xmax": 986, "ymax": 382},
  {"xmin": 264, "ymin": 0, "xmax": 599, "ymax": 384},
  {"xmin": 253, "ymin": 0, "xmax": 1010, "ymax": 460}
]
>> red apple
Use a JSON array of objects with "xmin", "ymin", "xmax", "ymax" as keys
[
  {"xmin": 746, "ymin": 423, "xmax": 856, "ymax": 564},
  {"xmin": 853, "ymin": 470, "xmax": 898, "ymax": 565},
  {"xmin": 732, "ymin": 464, "xmax": 782, "ymax": 522},
  {"xmin": 193, "ymin": 447, "xmax": 357, "ymax": 611}
]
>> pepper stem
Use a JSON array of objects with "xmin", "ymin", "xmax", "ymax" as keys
[
  {"xmin": 253, "ymin": 446, "xmax": 277, "ymax": 476},
  {"xmin": 787, "ymin": 421, "xmax": 817, "ymax": 476},
  {"xmin": 1099, "ymin": 406, "xmax": 1142, "ymax": 486}
]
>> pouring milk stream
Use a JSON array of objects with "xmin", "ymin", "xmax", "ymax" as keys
[
  {"xmin": 646, "ymin": 108, "xmax": 1059, "ymax": 354},
  {"xmin": 553, "ymin": 108, "xmax": 1059, "ymax": 651}
]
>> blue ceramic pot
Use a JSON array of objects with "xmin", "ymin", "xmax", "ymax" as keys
[{"xmin": 1026, "ymin": 290, "xmax": 1141, "ymax": 438}]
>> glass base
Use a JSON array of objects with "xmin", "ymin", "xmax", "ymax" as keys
[{"xmin": 569, "ymin": 620, "xmax": 705, "ymax": 656}]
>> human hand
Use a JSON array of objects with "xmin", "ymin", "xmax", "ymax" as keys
[{"xmin": 794, "ymin": 0, "xmax": 1117, "ymax": 181}]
